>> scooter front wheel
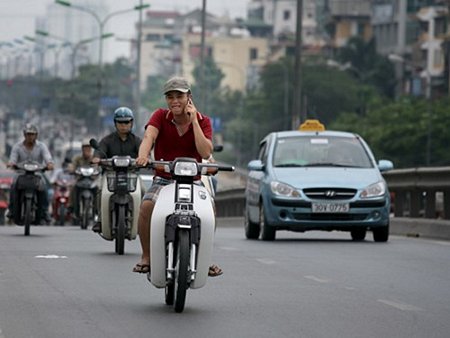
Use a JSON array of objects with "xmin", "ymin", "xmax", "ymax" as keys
[
  {"xmin": 165, "ymin": 281, "xmax": 174, "ymax": 306},
  {"xmin": 115, "ymin": 205, "xmax": 126, "ymax": 255},
  {"xmin": 174, "ymin": 230, "xmax": 190, "ymax": 313},
  {"xmin": 81, "ymin": 197, "xmax": 91, "ymax": 230},
  {"xmin": 58, "ymin": 204, "xmax": 66, "ymax": 226},
  {"xmin": 23, "ymin": 199, "xmax": 32, "ymax": 236}
]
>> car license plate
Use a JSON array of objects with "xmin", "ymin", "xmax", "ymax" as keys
[{"xmin": 311, "ymin": 202, "xmax": 349, "ymax": 213}]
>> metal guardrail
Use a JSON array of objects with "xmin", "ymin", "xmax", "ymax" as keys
[
  {"xmin": 383, "ymin": 167, "xmax": 450, "ymax": 220},
  {"xmin": 215, "ymin": 166, "xmax": 450, "ymax": 221}
]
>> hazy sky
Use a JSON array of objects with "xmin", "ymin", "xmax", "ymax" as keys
[{"xmin": 0, "ymin": 0, "xmax": 249, "ymax": 61}]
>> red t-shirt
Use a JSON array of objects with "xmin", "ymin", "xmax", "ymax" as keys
[{"xmin": 145, "ymin": 108, "xmax": 213, "ymax": 179}]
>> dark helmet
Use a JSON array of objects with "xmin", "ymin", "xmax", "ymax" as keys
[
  {"xmin": 113, "ymin": 107, "xmax": 134, "ymax": 123},
  {"xmin": 23, "ymin": 123, "xmax": 38, "ymax": 134}
]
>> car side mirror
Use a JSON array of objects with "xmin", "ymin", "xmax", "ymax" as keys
[
  {"xmin": 248, "ymin": 160, "xmax": 264, "ymax": 171},
  {"xmin": 378, "ymin": 160, "xmax": 394, "ymax": 172}
]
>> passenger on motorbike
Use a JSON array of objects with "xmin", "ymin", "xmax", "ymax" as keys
[
  {"xmin": 70, "ymin": 139, "xmax": 95, "ymax": 220},
  {"xmin": 6, "ymin": 123, "xmax": 54, "ymax": 223},
  {"xmin": 91, "ymin": 107, "xmax": 142, "ymax": 233},
  {"xmin": 133, "ymin": 76, "xmax": 222, "ymax": 277}
]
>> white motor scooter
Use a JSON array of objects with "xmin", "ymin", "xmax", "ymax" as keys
[
  {"xmin": 147, "ymin": 157, "xmax": 234, "ymax": 312},
  {"xmin": 91, "ymin": 139, "xmax": 142, "ymax": 255}
]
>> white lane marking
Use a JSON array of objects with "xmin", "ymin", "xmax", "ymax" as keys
[
  {"xmin": 219, "ymin": 246, "xmax": 239, "ymax": 251},
  {"xmin": 35, "ymin": 255, "xmax": 68, "ymax": 259},
  {"xmin": 0, "ymin": 328, "xmax": 5, "ymax": 338},
  {"xmin": 304, "ymin": 275, "xmax": 330, "ymax": 283},
  {"xmin": 377, "ymin": 299, "xmax": 423, "ymax": 311},
  {"xmin": 256, "ymin": 258, "xmax": 276, "ymax": 265}
]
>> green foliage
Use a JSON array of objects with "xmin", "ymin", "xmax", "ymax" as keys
[
  {"xmin": 330, "ymin": 96, "xmax": 450, "ymax": 168},
  {"xmin": 142, "ymin": 75, "xmax": 167, "ymax": 113},
  {"xmin": 301, "ymin": 64, "xmax": 362, "ymax": 123},
  {"xmin": 337, "ymin": 37, "xmax": 396, "ymax": 98}
]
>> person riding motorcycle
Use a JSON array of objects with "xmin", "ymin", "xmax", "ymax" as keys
[
  {"xmin": 6, "ymin": 123, "xmax": 54, "ymax": 223},
  {"xmin": 69, "ymin": 139, "xmax": 96, "ymax": 221},
  {"xmin": 133, "ymin": 76, "xmax": 222, "ymax": 277},
  {"xmin": 91, "ymin": 107, "xmax": 142, "ymax": 233},
  {"xmin": 50, "ymin": 157, "xmax": 75, "ymax": 224}
]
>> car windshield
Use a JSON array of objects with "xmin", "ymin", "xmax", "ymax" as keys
[{"xmin": 273, "ymin": 135, "xmax": 373, "ymax": 168}]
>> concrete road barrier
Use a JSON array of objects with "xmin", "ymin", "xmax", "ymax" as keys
[{"xmin": 216, "ymin": 216, "xmax": 450, "ymax": 241}]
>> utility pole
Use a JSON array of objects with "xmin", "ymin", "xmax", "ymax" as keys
[
  {"xmin": 136, "ymin": 0, "xmax": 144, "ymax": 125},
  {"xmin": 200, "ymin": 0, "xmax": 207, "ymax": 112},
  {"xmin": 291, "ymin": 0, "xmax": 303, "ymax": 129},
  {"xmin": 395, "ymin": 0, "xmax": 407, "ymax": 97}
]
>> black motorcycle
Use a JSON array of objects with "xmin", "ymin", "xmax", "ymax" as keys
[
  {"xmin": 74, "ymin": 165, "xmax": 99, "ymax": 230},
  {"xmin": 12, "ymin": 161, "xmax": 47, "ymax": 236}
]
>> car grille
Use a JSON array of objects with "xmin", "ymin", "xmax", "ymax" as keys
[
  {"xmin": 293, "ymin": 213, "xmax": 368, "ymax": 221},
  {"xmin": 303, "ymin": 188, "xmax": 356, "ymax": 200}
]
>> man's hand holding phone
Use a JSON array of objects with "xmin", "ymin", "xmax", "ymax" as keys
[{"xmin": 185, "ymin": 97, "xmax": 198, "ymax": 123}]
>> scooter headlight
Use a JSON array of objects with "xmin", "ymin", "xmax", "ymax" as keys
[
  {"xmin": 174, "ymin": 161, "xmax": 198, "ymax": 177},
  {"xmin": 24, "ymin": 163, "xmax": 39, "ymax": 171},
  {"xmin": 80, "ymin": 167, "xmax": 95, "ymax": 176},
  {"xmin": 113, "ymin": 158, "xmax": 131, "ymax": 167}
]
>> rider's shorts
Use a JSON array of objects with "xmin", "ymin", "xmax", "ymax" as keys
[{"xmin": 142, "ymin": 176, "xmax": 203, "ymax": 203}]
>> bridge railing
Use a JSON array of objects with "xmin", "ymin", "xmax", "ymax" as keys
[
  {"xmin": 383, "ymin": 167, "xmax": 450, "ymax": 220},
  {"xmin": 215, "ymin": 166, "xmax": 450, "ymax": 220}
]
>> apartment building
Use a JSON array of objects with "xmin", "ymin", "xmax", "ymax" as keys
[{"xmin": 137, "ymin": 9, "xmax": 269, "ymax": 92}]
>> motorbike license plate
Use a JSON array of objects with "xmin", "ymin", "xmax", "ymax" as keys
[{"xmin": 311, "ymin": 202, "xmax": 349, "ymax": 213}]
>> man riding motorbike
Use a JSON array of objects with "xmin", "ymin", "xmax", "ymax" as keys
[
  {"xmin": 50, "ymin": 157, "xmax": 75, "ymax": 224},
  {"xmin": 69, "ymin": 139, "xmax": 96, "ymax": 222},
  {"xmin": 91, "ymin": 107, "xmax": 142, "ymax": 233},
  {"xmin": 6, "ymin": 123, "xmax": 54, "ymax": 223},
  {"xmin": 133, "ymin": 76, "xmax": 223, "ymax": 277}
]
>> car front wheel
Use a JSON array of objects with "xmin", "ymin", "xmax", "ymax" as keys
[
  {"xmin": 351, "ymin": 228, "xmax": 366, "ymax": 241},
  {"xmin": 245, "ymin": 207, "xmax": 260, "ymax": 239},
  {"xmin": 373, "ymin": 223, "xmax": 389, "ymax": 242},
  {"xmin": 259, "ymin": 204, "xmax": 275, "ymax": 241}
]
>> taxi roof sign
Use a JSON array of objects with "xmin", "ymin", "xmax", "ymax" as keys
[{"xmin": 299, "ymin": 119, "xmax": 325, "ymax": 132}]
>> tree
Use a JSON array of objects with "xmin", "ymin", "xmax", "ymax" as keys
[
  {"xmin": 337, "ymin": 37, "xmax": 396, "ymax": 98},
  {"xmin": 330, "ymin": 96, "xmax": 450, "ymax": 168}
]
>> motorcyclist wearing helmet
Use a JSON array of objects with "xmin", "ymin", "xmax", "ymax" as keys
[
  {"xmin": 69, "ymin": 139, "xmax": 96, "ymax": 221},
  {"xmin": 6, "ymin": 123, "xmax": 54, "ymax": 223},
  {"xmin": 91, "ymin": 107, "xmax": 142, "ymax": 233}
]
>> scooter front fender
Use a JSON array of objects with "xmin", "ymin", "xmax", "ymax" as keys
[
  {"xmin": 150, "ymin": 183, "xmax": 215, "ymax": 289},
  {"xmin": 100, "ymin": 175, "xmax": 141, "ymax": 240}
]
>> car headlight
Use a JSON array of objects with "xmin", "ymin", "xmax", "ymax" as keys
[
  {"xmin": 174, "ymin": 161, "xmax": 198, "ymax": 176},
  {"xmin": 270, "ymin": 181, "xmax": 300, "ymax": 197},
  {"xmin": 360, "ymin": 181, "xmax": 386, "ymax": 198},
  {"xmin": 113, "ymin": 158, "xmax": 131, "ymax": 167}
]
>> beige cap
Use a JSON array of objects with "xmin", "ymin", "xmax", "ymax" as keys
[{"xmin": 163, "ymin": 76, "xmax": 191, "ymax": 94}]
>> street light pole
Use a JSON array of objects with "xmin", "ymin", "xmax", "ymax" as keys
[{"xmin": 55, "ymin": 0, "xmax": 149, "ymax": 129}]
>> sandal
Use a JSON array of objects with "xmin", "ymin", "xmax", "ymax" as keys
[
  {"xmin": 208, "ymin": 264, "xmax": 223, "ymax": 277},
  {"xmin": 133, "ymin": 263, "xmax": 150, "ymax": 274}
]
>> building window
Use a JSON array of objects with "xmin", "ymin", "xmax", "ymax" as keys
[
  {"xmin": 249, "ymin": 48, "xmax": 258, "ymax": 60},
  {"xmin": 146, "ymin": 34, "xmax": 160, "ymax": 42},
  {"xmin": 283, "ymin": 10, "xmax": 290, "ymax": 21}
]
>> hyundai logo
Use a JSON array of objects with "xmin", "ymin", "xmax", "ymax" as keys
[{"xmin": 325, "ymin": 190, "xmax": 336, "ymax": 198}]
